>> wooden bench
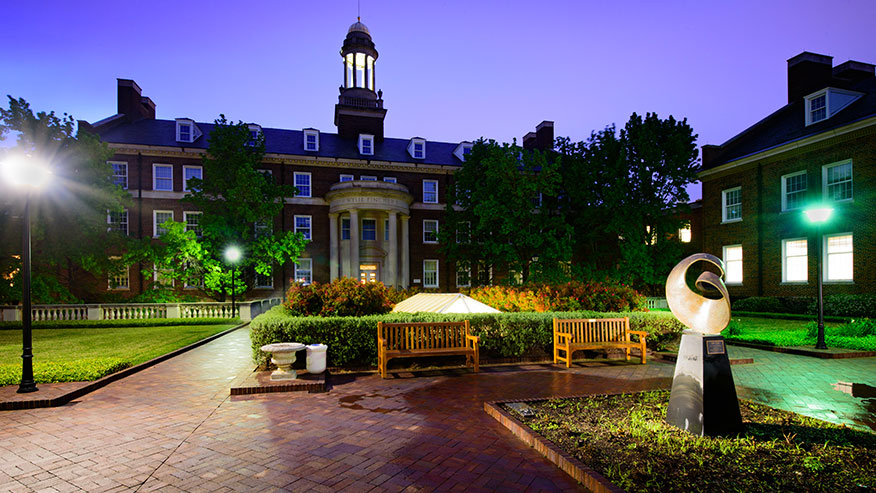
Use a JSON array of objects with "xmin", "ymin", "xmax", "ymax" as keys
[
  {"xmin": 553, "ymin": 317, "xmax": 648, "ymax": 367},
  {"xmin": 377, "ymin": 321, "xmax": 479, "ymax": 378}
]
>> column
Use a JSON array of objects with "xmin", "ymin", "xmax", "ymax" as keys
[
  {"xmin": 329, "ymin": 213, "xmax": 339, "ymax": 281},
  {"xmin": 387, "ymin": 212, "xmax": 398, "ymax": 287},
  {"xmin": 401, "ymin": 214, "xmax": 410, "ymax": 288},
  {"xmin": 350, "ymin": 209, "xmax": 360, "ymax": 281}
]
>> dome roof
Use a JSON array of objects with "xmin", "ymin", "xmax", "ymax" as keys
[{"xmin": 347, "ymin": 21, "xmax": 370, "ymax": 35}]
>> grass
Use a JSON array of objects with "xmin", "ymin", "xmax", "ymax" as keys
[
  {"xmin": 506, "ymin": 391, "xmax": 875, "ymax": 492},
  {"xmin": 0, "ymin": 323, "xmax": 237, "ymax": 386},
  {"xmin": 724, "ymin": 316, "xmax": 876, "ymax": 351}
]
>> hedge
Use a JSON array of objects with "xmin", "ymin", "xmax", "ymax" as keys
[
  {"xmin": 249, "ymin": 306, "xmax": 686, "ymax": 369},
  {"xmin": 0, "ymin": 317, "xmax": 238, "ymax": 330},
  {"xmin": 732, "ymin": 295, "xmax": 876, "ymax": 318}
]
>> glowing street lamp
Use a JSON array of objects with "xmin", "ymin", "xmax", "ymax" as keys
[
  {"xmin": 804, "ymin": 205, "xmax": 834, "ymax": 350},
  {"xmin": 224, "ymin": 246, "xmax": 243, "ymax": 318},
  {"xmin": 1, "ymin": 154, "xmax": 52, "ymax": 393}
]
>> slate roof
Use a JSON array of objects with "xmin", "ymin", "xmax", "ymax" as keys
[
  {"xmin": 702, "ymin": 76, "xmax": 876, "ymax": 171},
  {"xmin": 98, "ymin": 119, "xmax": 467, "ymax": 167}
]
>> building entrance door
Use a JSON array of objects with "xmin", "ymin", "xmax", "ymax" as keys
[{"xmin": 360, "ymin": 264, "xmax": 378, "ymax": 283}]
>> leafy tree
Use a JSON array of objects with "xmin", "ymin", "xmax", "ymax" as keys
[
  {"xmin": 440, "ymin": 139, "xmax": 572, "ymax": 285},
  {"xmin": 0, "ymin": 97, "xmax": 131, "ymax": 303},
  {"xmin": 143, "ymin": 116, "xmax": 308, "ymax": 299}
]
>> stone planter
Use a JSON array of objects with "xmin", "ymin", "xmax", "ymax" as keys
[{"xmin": 260, "ymin": 342, "xmax": 306, "ymax": 380}]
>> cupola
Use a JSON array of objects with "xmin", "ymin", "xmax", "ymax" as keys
[{"xmin": 334, "ymin": 18, "xmax": 387, "ymax": 140}]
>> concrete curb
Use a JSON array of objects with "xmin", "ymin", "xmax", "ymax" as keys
[{"xmin": 0, "ymin": 323, "xmax": 247, "ymax": 411}]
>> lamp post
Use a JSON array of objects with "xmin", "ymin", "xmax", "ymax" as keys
[
  {"xmin": 224, "ymin": 246, "xmax": 242, "ymax": 318},
  {"xmin": 1, "ymin": 155, "xmax": 52, "ymax": 393},
  {"xmin": 804, "ymin": 206, "xmax": 834, "ymax": 350}
]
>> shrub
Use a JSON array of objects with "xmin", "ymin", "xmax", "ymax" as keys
[
  {"xmin": 733, "ymin": 295, "xmax": 876, "ymax": 318},
  {"xmin": 732, "ymin": 297, "xmax": 785, "ymax": 314},
  {"xmin": 814, "ymin": 294, "xmax": 876, "ymax": 319},
  {"xmin": 250, "ymin": 306, "xmax": 685, "ymax": 368},
  {"xmin": 0, "ymin": 357, "xmax": 130, "ymax": 386},
  {"xmin": 466, "ymin": 281, "xmax": 646, "ymax": 313},
  {"xmin": 284, "ymin": 277, "xmax": 394, "ymax": 317}
]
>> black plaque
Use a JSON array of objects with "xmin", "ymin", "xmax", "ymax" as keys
[{"xmin": 706, "ymin": 340, "xmax": 725, "ymax": 355}]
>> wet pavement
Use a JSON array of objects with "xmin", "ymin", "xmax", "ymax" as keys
[{"xmin": 0, "ymin": 328, "xmax": 872, "ymax": 492}]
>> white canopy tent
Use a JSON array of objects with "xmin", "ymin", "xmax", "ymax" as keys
[{"xmin": 391, "ymin": 293, "xmax": 501, "ymax": 314}]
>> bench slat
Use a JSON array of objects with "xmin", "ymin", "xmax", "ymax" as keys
[
  {"xmin": 378, "ymin": 320, "xmax": 479, "ymax": 378},
  {"xmin": 552, "ymin": 317, "xmax": 646, "ymax": 367}
]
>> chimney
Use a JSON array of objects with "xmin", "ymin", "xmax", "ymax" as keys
[
  {"xmin": 787, "ymin": 52, "xmax": 833, "ymax": 103},
  {"xmin": 535, "ymin": 121, "xmax": 554, "ymax": 151},
  {"xmin": 701, "ymin": 144, "xmax": 721, "ymax": 169},
  {"xmin": 832, "ymin": 60, "xmax": 876, "ymax": 85},
  {"xmin": 117, "ymin": 79, "xmax": 155, "ymax": 122},
  {"xmin": 522, "ymin": 132, "xmax": 537, "ymax": 150}
]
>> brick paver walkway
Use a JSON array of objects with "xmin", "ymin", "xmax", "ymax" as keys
[{"xmin": 1, "ymin": 328, "xmax": 872, "ymax": 492}]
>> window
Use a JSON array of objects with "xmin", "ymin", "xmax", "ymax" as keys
[
  {"xmin": 423, "ymin": 219, "xmax": 438, "ymax": 243},
  {"xmin": 423, "ymin": 260, "xmax": 438, "ymax": 288},
  {"xmin": 304, "ymin": 129, "xmax": 319, "ymax": 151},
  {"xmin": 423, "ymin": 179, "xmax": 438, "ymax": 203},
  {"xmin": 454, "ymin": 142, "xmax": 473, "ymax": 161},
  {"xmin": 722, "ymin": 245, "xmax": 743, "ymax": 285},
  {"xmin": 255, "ymin": 271, "xmax": 273, "ymax": 289},
  {"xmin": 823, "ymin": 160, "xmax": 852, "ymax": 202},
  {"xmin": 109, "ymin": 258, "xmax": 129, "ymax": 290},
  {"xmin": 825, "ymin": 233, "xmax": 853, "ymax": 282},
  {"xmin": 294, "ymin": 172, "xmax": 311, "ymax": 198},
  {"xmin": 362, "ymin": 219, "xmax": 376, "ymax": 241},
  {"xmin": 294, "ymin": 215, "xmax": 312, "ymax": 240},
  {"xmin": 294, "ymin": 258, "xmax": 312, "ymax": 285},
  {"xmin": 109, "ymin": 162, "xmax": 128, "ymax": 189},
  {"xmin": 340, "ymin": 174, "xmax": 354, "ymax": 182},
  {"xmin": 358, "ymin": 134, "xmax": 374, "ymax": 155},
  {"xmin": 678, "ymin": 223, "xmax": 691, "ymax": 243},
  {"xmin": 184, "ymin": 212, "xmax": 202, "ymax": 237},
  {"xmin": 254, "ymin": 220, "xmax": 272, "ymax": 238},
  {"xmin": 247, "ymin": 125, "xmax": 262, "ymax": 146},
  {"xmin": 457, "ymin": 222, "xmax": 471, "ymax": 244},
  {"xmin": 808, "ymin": 93, "xmax": 826, "ymax": 124},
  {"xmin": 456, "ymin": 261, "xmax": 471, "ymax": 288},
  {"xmin": 408, "ymin": 138, "xmax": 426, "ymax": 159},
  {"xmin": 107, "ymin": 210, "xmax": 128, "ymax": 235},
  {"xmin": 805, "ymin": 88, "xmax": 862, "ymax": 126},
  {"xmin": 384, "ymin": 219, "xmax": 389, "ymax": 241},
  {"xmin": 383, "ymin": 177, "xmax": 397, "ymax": 183},
  {"xmin": 153, "ymin": 164, "xmax": 173, "ymax": 191},
  {"xmin": 360, "ymin": 175, "xmax": 377, "ymax": 181},
  {"xmin": 153, "ymin": 267, "xmax": 174, "ymax": 287},
  {"xmin": 178, "ymin": 123, "xmax": 192, "ymax": 142},
  {"xmin": 153, "ymin": 210, "xmax": 173, "ymax": 237},
  {"xmin": 782, "ymin": 238, "xmax": 808, "ymax": 283},
  {"xmin": 781, "ymin": 171, "xmax": 807, "ymax": 211},
  {"xmin": 341, "ymin": 218, "xmax": 350, "ymax": 240},
  {"xmin": 722, "ymin": 187, "xmax": 741, "ymax": 222},
  {"xmin": 183, "ymin": 166, "xmax": 202, "ymax": 192}
]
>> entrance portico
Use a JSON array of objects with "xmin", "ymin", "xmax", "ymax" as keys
[{"xmin": 325, "ymin": 180, "xmax": 413, "ymax": 287}]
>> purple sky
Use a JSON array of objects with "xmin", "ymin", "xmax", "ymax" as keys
[{"xmin": 2, "ymin": 0, "xmax": 875, "ymax": 201}]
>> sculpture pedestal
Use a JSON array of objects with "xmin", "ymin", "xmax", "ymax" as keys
[{"xmin": 666, "ymin": 331, "xmax": 742, "ymax": 436}]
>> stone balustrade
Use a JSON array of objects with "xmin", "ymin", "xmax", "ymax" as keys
[
  {"xmin": 646, "ymin": 297, "xmax": 669, "ymax": 310},
  {"xmin": 0, "ymin": 298, "xmax": 281, "ymax": 323}
]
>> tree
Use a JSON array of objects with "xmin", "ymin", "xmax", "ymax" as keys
[
  {"xmin": 440, "ymin": 139, "xmax": 572, "ymax": 285},
  {"xmin": 0, "ymin": 97, "xmax": 131, "ymax": 303},
  {"xmin": 144, "ymin": 116, "xmax": 308, "ymax": 299},
  {"xmin": 560, "ymin": 112, "xmax": 699, "ymax": 292}
]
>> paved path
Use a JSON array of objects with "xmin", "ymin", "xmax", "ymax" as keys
[{"xmin": 0, "ymin": 329, "xmax": 872, "ymax": 492}]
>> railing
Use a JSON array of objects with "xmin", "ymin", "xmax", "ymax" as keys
[
  {"xmin": 0, "ymin": 298, "xmax": 282, "ymax": 323},
  {"xmin": 646, "ymin": 297, "xmax": 669, "ymax": 310},
  {"xmin": 339, "ymin": 95, "xmax": 383, "ymax": 109}
]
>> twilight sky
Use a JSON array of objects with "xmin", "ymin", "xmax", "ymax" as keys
[{"xmin": 2, "ymin": 0, "xmax": 875, "ymax": 200}]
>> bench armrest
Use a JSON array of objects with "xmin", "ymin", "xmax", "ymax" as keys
[
  {"xmin": 466, "ymin": 334, "xmax": 480, "ymax": 344},
  {"xmin": 628, "ymin": 330, "xmax": 648, "ymax": 339},
  {"xmin": 556, "ymin": 332, "xmax": 574, "ymax": 342},
  {"xmin": 377, "ymin": 336, "xmax": 387, "ymax": 348}
]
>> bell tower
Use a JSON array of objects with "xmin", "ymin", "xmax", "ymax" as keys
[{"xmin": 334, "ymin": 19, "xmax": 387, "ymax": 140}]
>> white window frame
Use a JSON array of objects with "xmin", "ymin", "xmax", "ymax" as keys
[
  {"xmin": 294, "ymin": 172, "xmax": 312, "ymax": 198},
  {"xmin": 805, "ymin": 91, "xmax": 827, "ymax": 125},
  {"xmin": 362, "ymin": 218, "xmax": 377, "ymax": 241},
  {"xmin": 423, "ymin": 259, "xmax": 439, "ymax": 288},
  {"xmin": 678, "ymin": 223, "xmax": 691, "ymax": 243},
  {"xmin": 781, "ymin": 238, "xmax": 808, "ymax": 284},
  {"xmin": 358, "ymin": 134, "xmax": 374, "ymax": 155},
  {"xmin": 453, "ymin": 142, "xmax": 473, "ymax": 161},
  {"xmin": 107, "ymin": 209, "xmax": 128, "ymax": 236},
  {"xmin": 781, "ymin": 171, "xmax": 807, "ymax": 212},
  {"xmin": 153, "ymin": 210, "xmax": 173, "ymax": 237},
  {"xmin": 153, "ymin": 266, "xmax": 174, "ymax": 287},
  {"xmin": 822, "ymin": 160, "xmax": 853, "ymax": 203},
  {"xmin": 304, "ymin": 129, "xmax": 319, "ymax": 152},
  {"xmin": 183, "ymin": 211, "xmax": 202, "ymax": 237},
  {"xmin": 721, "ymin": 187, "xmax": 741, "ymax": 223},
  {"xmin": 383, "ymin": 177, "xmax": 397, "ymax": 183},
  {"xmin": 177, "ymin": 122, "xmax": 193, "ymax": 143},
  {"xmin": 409, "ymin": 138, "xmax": 426, "ymax": 159},
  {"xmin": 805, "ymin": 88, "xmax": 862, "ymax": 126},
  {"xmin": 108, "ymin": 256, "xmax": 129, "ymax": 290},
  {"xmin": 294, "ymin": 215, "xmax": 312, "ymax": 240},
  {"xmin": 824, "ymin": 233, "xmax": 853, "ymax": 282},
  {"xmin": 294, "ymin": 258, "xmax": 313, "ymax": 285},
  {"xmin": 109, "ymin": 161, "xmax": 128, "ymax": 189},
  {"xmin": 182, "ymin": 165, "xmax": 203, "ymax": 193},
  {"xmin": 360, "ymin": 175, "xmax": 377, "ymax": 181},
  {"xmin": 247, "ymin": 124, "xmax": 262, "ymax": 147},
  {"xmin": 456, "ymin": 261, "xmax": 471, "ymax": 288},
  {"xmin": 423, "ymin": 179, "xmax": 438, "ymax": 204},
  {"xmin": 423, "ymin": 219, "xmax": 439, "ymax": 244},
  {"xmin": 722, "ymin": 244, "xmax": 743, "ymax": 285},
  {"xmin": 339, "ymin": 174, "xmax": 354, "ymax": 182},
  {"xmin": 153, "ymin": 164, "xmax": 173, "ymax": 192}
]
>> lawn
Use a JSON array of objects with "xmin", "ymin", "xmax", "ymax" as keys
[
  {"xmin": 0, "ymin": 323, "xmax": 237, "ymax": 385},
  {"xmin": 506, "ymin": 391, "xmax": 875, "ymax": 492},
  {"xmin": 725, "ymin": 316, "xmax": 876, "ymax": 351}
]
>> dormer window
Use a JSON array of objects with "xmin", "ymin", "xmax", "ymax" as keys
[
  {"xmin": 359, "ymin": 134, "xmax": 374, "ymax": 155},
  {"xmin": 453, "ymin": 142, "xmax": 473, "ymax": 161},
  {"xmin": 805, "ymin": 88, "xmax": 863, "ymax": 126},
  {"xmin": 304, "ymin": 129, "xmax": 319, "ymax": 152},
  {"xmin": 247, "ymin": 124, "xmax": 262, "ymax": 146},
  {"xmin": 408, "ymin": 138, "xmax": 426, "ymax": 159},
  {"xmin": 175, "ymin": 118, "xmax": 201, "ymax": 143}
]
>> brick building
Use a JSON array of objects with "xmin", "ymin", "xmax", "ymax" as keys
[
  {"xmin": 83, "ymin": 21, "xmax": 553, "ymax": 298},
  {"xmin": 699, "ymin": 52, "xmax": 875, "ymax": 299}
]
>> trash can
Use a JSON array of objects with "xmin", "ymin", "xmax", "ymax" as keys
[{"xmin": 306, "ymin": 344, "xmax": 327, "ymax": 374}]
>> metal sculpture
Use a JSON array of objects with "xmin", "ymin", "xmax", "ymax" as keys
[{"xmin": 665, "ymin": 253, "xmax": 730, "ymax": 334}]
